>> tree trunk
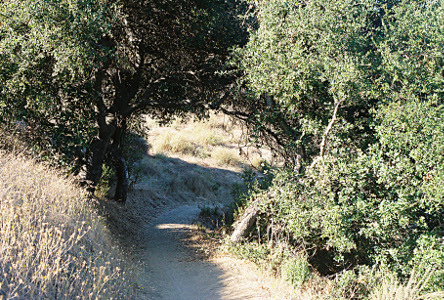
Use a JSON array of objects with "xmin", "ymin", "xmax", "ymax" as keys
[
  {"xmin": 113, "ymin": 156, "xmax": 129, "ymax": 203},
  {"xmin": 84, "ymin": 111, "xmax": 115, "ymax": 199},
  {"xmin": 85, "ymin": 137, "xmax": 110, "ymax": 197},
  {"xmin": 109, "ymin": 118, "xmax": 129, "ymax": 203},
  {"xmin": 230, "ymin": 203, "xmax": 260, "ymax": 244}
]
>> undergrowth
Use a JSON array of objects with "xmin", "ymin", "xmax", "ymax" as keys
[{"xmin": 225, "ymin": 134, "xmax": 444, "ymax": 299}]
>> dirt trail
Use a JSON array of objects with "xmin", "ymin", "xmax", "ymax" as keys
[
  {"xmin": 113, "ymin": 154, "xmax": 296, "ymax": 299},
  {"xmin": 141, "ymin": 204, "xmax": 262, "ymax": 299},
  {"xmin": 137, "ymin": 201, "xmax": 297, "ymax": 299}
]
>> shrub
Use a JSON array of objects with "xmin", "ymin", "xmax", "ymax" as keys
[
  {"xmin": 229, "ymin": 242, "xmax": 270, "ymax": 265},
  {"xmin": 234, "ymin": 100, "xmax": 444, "ymax": 293},
  {"xmin": 281, "ymin": 255, "xmax": 311, "ymax": 287}
]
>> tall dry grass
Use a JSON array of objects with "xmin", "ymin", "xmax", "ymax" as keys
[
  {"xmin": 147, "ymin": 113, "xmax": 250, "ymax": 169},
  {"xmin": 371, "ymin": 269, "xmax": 444, "ymax": 300},
  {"xmin": 0, "ymin": 151, "xmax": 131, "ymax": 299}
]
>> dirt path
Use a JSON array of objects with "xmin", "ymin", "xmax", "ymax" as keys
[
  {"xmin": 143, "ymin": 204, "xmax": 231, "ymax": 299},
  {"xmin": 136, "ymin": 202, "xmax": 297, "ymax": 300},
  {"xmin": 139, "ymin": 204, "xmax": 264, "ymax": 299},
  {"xmin": 112, "ymin": 155, "xmax": 296, "ymax": 299}
]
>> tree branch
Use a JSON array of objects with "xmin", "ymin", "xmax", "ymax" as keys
[{"xmin": 319, "ymin": 100, "xmax": 342, "ymax": 157}]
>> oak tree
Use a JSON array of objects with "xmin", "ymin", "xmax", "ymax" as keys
[{"xmin": 0, "ymin": 0, "xmax": 248, "ymax": 202}]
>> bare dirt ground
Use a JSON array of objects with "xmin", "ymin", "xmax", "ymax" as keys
[{"xmin": 140, "ymin": 204, "xmax": 295, "ymax": 300}]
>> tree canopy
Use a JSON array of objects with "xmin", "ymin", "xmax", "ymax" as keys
[
  {"xmin": 224, "ymin": 0, "xmax": 444, "ymax": 169},
  {"xmin": 0, "ymin": 0, "xmax": 248, "ymax": 201}
]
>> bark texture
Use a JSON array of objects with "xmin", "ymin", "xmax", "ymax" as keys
[
  {"xmin": 230, "ymin": 203, "xmax": 260, "ymax": 244},
  {"xmin": 112, "ymin": 156, "xmax": 129, "ymax": 203}
]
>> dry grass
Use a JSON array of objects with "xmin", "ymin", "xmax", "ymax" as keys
[
  {"xmin": 149, "ymin": 116, "xmax": 226, "ymax": 158},
  {"xmin": 0, "ymin": 151, "xmax": 133, "ymax": 299},
  {"xmin": 145, "ymin": 112, "xmax": 272, "ymax": 170},
  {"xmin": 151, "ymin": 129, "xmax": 195, "ymax": 155},
  {"xmin": 210, "ymin": 147, "xmax": 240, "ymax": 167},
  {"xmin": 371, "ymin": 269, "xmax": 444, "ymax": 300}
]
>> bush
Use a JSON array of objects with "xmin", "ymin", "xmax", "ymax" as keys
[
  {"xmin": 226, "ymin": 0, "xmax": 444, "ymax": 297},
  {"xmin": 233, "ymin": 100, "xmax": 444, "ymax": 294},
  {"xmin": 228, "ymin": 242, "xmax": 270, "ymax": 265},
  {"xmin": 281, "ymin": 255, "xmax": 311, "ymax": 287}
]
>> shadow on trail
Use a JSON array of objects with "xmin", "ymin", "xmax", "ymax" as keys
[
  {"xmin": 142, "ymin": 204, "xmax": 255, "ymax": 300},
  {"xmin": 99, "ymin": 152, "xmax": 261, "ymax": 299},
  {"xmin": 99, "ymin": 152, "xmax": 243, "ymax": 244}
]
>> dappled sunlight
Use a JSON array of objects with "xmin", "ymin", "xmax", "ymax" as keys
[{"xmin": 156, "ymin": 223, "xmax": 194, "ymax": 230}]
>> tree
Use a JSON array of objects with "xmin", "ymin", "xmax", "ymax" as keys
[
  {"xmin": 222, "ymin": 0, "xmax": 378, "ymax": 169},
  {"xmin": 224, "ymin": 0, "xmax": 444, "ymax": 169},
  {"xmin": 0, "ymin": 0, "xmax": 248, "ymax": 202},
  {"xmin": 228, "ymin": 0, "xmax": 444, "ymax": 289}
]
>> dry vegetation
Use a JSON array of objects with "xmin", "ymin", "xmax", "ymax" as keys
[
  {"xmin": 370, "ymin": 270, "xmax": 444, "ymax": 300},
  {"xmin": 146, "ymin": 113, "xmax": 276, "ymax": 170},
  {"xmin": 0, "ymin": 151, "xmax": 136, "ymax": 299}
]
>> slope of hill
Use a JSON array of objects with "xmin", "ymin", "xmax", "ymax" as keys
[{"xmin": 0, "ymin": 151, "xmax": 137, "ymax": 299}]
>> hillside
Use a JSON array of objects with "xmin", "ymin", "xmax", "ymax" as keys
[{"xmin": 0, "ymin": 151, "xmax": 138, "ymax": 299}]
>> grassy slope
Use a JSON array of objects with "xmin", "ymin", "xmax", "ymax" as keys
[
  {"xmin": 0, "ymin": 151, "xmax": 136, "ymax": 299},
  {"xmin": 146, "ymin": 113, "xmax": 277, "ymax": 170}
]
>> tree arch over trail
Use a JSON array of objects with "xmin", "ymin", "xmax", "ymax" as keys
[{"xmin": 0, "ymin": 0, "xmax": 249, "ymax": 202}]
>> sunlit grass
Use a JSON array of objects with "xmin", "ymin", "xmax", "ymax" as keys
[
  {"xmin": 0, "ymin": 151, "xmax": 133, "ymax": 299},
  {"xmin": 371, "ymin": 269, "xmax": 444, "ymax": 300},
  {"xmin": 146, "ymin": 113, "xmax": 263, "ymax": 169}
]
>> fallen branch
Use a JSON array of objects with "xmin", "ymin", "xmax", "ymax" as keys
[{"xmin": 230, "ymin": 202, "xmax": 261, "ymax": 244}]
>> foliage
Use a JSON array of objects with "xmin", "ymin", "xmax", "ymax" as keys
[
  {"xmin": 228, "ymin": 0, "xmax": 444, "ymax": 297},
  {"xmin": 0, "ymin": 0, "xmax": 248, "ymax": 201},
  {"xmin": 228, "ymin": 241, "xmax": 271, "ymax": 265},
  {"xmin": 243, "ymin": 100, "xmax": 444, "ymax": 290},
  {"xmin": 224, "ymin": 0, "xmax": 380, "ymax": 167},
  {"xmin": 281, "ymin": 254, "xmax": 311, "ymax": 287},
  {"xmin": 226, "ymin": 0, "xmax": 444, "ymax": 168},
  {"xmin": 0, "ymin": 0, "xmax": 106, "ymax": 169}
]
